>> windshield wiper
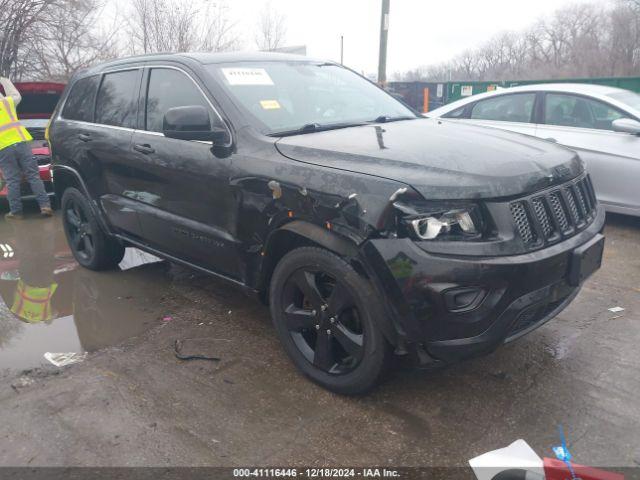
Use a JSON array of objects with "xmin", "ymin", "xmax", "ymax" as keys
[
  {"xmin": 269, "ymin": 116, "xmax": 417, "ymax": 137},
  {"xmin": 269, "ymin": 121, "xmax": 367, "ymax": 137},
  {"xmin": 369, "ymin": 115, "xmax": 417, "ymax": 123}
]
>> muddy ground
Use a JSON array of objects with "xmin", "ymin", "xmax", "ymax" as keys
[{"xmin": 0, "ymin": 211, "xmax": 638, "ymax": 468}]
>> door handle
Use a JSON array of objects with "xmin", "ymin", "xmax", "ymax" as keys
[
  {"xmin": 133, "ymin": 143, "xmax": 155, "ymax": 154},
  {"xmin": 544, "ymin": 137, "xmax": 558, "ymax": 143},
  {"xmin": 78, "ymin": 133, "xmax": 92, "ymax": 142}
]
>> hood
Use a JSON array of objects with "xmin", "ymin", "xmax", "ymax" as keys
[{"xmin": 275, "ymin": 118, "xmax": 583, "ymax": 200}]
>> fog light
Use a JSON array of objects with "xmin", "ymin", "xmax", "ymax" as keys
[{"xmin": 443, "ymin": 287, "xmax": 486, "ymax": 312}]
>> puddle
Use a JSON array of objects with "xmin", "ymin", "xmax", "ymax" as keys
[{"xmin": 0, "ymin": 213, "xmax": 167, "ymax": 372}]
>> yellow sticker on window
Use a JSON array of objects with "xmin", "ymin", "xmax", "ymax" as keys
[{"xmin": 260, "ymin": 100, "xmax": 281, "ymax": 110}]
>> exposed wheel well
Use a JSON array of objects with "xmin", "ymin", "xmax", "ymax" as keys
[
  {"xmin": 258, "ymin": 222, "xmax": 367, "ymax": 304},
  {"xmin": 52, "ymin": 167, "xmax": 114, "ymax": 237},
  {"xmin": 53, "ymin": 168, "xmax": 82, "ymax": 199}
]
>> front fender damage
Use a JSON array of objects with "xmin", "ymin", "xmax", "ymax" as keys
[{"xmin": 231, "ymin": 172, "xmax": 426, "ymax": 354}]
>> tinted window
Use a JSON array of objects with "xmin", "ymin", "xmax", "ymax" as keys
[
  {"xmin": 61, "ymin": 76, "xmax": 99, "ymax": 122},
  {"xmin": 470, "ymin": 93, "xmax": 535, "ymax": 123},
  {"xmin": 545, "ymin": 93, "xmax": 628, "ymax": 130},
  {"xmin": 95, "ymin": 70, "xmax": 139, "ymax": 128},
  {"xmin": 145, "ymin": 68, "xmax": 213, "ymax": 133}
]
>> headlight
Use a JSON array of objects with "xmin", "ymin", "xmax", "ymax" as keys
[
  {"xmin": 409, "ymin": 209, "xmax": 477, "ymax": 240},
  {"xmin": 395, "ymin": 202, "xmax": 484, "ymax": 241}
]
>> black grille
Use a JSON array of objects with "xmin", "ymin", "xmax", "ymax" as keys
[
  {"xmin": 549, "ymin": 192, "xmax": 569, "ymax": 231},
  {"xmin": 510, "ymin": 175, "xmax": 597, "ymax": 248},
  {"xmin": 532, "ymin": 198, "xmax": 553, "ymax": 237},
  {"xmin": 510, "ymin": 202, "xmax": 535, "ymax": 244},
  {"xmin": 565, "ymin": 187, "xmax": 580, "ymax": 223}
]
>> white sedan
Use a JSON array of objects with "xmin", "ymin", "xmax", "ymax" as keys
[{"xmin": 427, "ymin": 84, "xmax": 640, "ymax": 217}]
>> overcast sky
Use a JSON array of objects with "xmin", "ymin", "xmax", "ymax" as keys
[{"xmin": 226, "ymin": 0, "xmax": 602, "ymax": 75}]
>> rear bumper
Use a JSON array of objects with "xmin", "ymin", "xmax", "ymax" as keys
[
  {"xmin": 362, "ymin": 206, "xmax": 605, "ymax": 364},
  {"xmin": 0, "ymin": 164, "xmax": 54, "ymax": 200}
]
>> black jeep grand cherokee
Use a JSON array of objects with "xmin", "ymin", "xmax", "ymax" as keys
[{"xmin": 48, "ymin": 53, "xmax": 605, "ymax": 394}]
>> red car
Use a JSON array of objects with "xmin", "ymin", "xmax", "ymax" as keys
[{"xmin": 0, "ymin": 82, "xmax": 65, "ymax": 202}]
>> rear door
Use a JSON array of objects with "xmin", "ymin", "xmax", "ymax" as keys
[
  {"xmin": 536, "ymin": 92, "xmax": 640, "ymax": 214},
  {"xmin": 90, "ymin": 68, "xmax": 145, "ymax": 237},
  {"xmin": 127, "ymin": 66, "xmax": 240, "ymax": 278},
  {"xmin": 51, "ymin": 75, "xmax": 101, "ymax": 195}
]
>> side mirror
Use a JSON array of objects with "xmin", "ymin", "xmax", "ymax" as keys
[
  {"xmin": 612, "ymin": 118, "xmax": 640, "ymax": 135},
  {"xmin": 162, "ymin": 105, "xmax": 230, "ymax": 145}
]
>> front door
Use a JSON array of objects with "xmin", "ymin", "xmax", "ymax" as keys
[
  {"xmin": 127, "ymin": 66, "xmax": 240, "ymax": 278},
  {"xmin": 536, "ymin": 92, "xmax": 640, "ymax": 214}
]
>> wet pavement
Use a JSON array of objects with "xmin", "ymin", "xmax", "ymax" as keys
[
  {"xmin": 0, "ymin": 210, "xmax": 639, "ymax": 469},
  {"xmin": 0, "ymin": 213, "xmax": 164, "ymax": 372}
]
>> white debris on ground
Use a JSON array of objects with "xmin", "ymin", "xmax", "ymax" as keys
[
  {"xmin": 469, "ymin": 439, "xmax": 544, "ymax": 480},
  {"xmin": 43, "ymin": 352, "xmax": 88, "ymax": 367}
]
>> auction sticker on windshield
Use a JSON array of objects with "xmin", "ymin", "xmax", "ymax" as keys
[
  {"xmin": 222, "ymin": 68, "xmax": 274, "ymax": 86},
  {"xmin": 260, "ymin": 100, "xmax": 281, "ymax": 110}
]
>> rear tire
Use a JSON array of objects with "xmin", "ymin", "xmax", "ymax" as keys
[
  {"xmin": 61, "ymin": 187, "xmax": 124, "ymax": 270},
  {"xmin": 269, "ymin": 246, "xmax": 391, "ymax": 395}
]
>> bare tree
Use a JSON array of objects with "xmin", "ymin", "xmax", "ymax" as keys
[
  {"xmin": 393, "ymin": 0, "xmax": 640, "ymax": 82},
  {"xmin": 0, "ymin": 0, "xmax": 57, "ymax": 77},
  {"xmin": 126, "ymin": 0, "xmax": 196, "ymax": 54},
  {"xmin": 26, "ymin": 0, "xmax": 117, "ymax": 81},
  {"xmin": 201, "ymin": 1, "xmax": 242, "ymax": 52},
  {"xmin": 125, "ymin": 0, "xmax": 240, "ymax": 54},
  {"xmin": 611, "ymin": 0, "xmax": 640, "ymax": 74},
  {"xmin": 255, "ymin": 0, "xmax": 287, "ymax": 51}
]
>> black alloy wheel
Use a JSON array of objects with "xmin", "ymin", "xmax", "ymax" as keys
[
  {"xmin": 65, "ymin": 196, "xmax": 95, "ymax": 263},
  {"xmin": 270, "ymin": 247, "xmax": 391, "ymax": 394},
  {"xmin": 282, "ymin": 268, "xmax": 365, "ymax": 374},
  {"xmin": 61, "ymin": 188, "xmax": 125, "ymax": 270}
]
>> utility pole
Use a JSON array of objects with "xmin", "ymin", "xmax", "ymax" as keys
[
  {"xmin": 340, "ymin": 35, "xmax": 344, "ymax": 64},
  {"xmin": 377, "ymin": 0, "xmax": 390, "ymax": 86}
]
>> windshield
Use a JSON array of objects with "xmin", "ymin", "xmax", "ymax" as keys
[
  {"xmin": 208, "ymin": 61, "xmax": 417, "ymax": 135},
  {"xmin": 607, "ymin": 90, "xmax": 640, "ymax": 112}
]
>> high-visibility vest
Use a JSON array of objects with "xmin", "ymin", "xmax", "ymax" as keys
[
  {"xmin": 0, "ymin": 96, "xmax": 32, "ymax": 151},
  {"xmin": 11, "ymin": 279, "xmax": 58, "ymax": 323}
]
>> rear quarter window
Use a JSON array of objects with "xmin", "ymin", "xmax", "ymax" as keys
[
  {"xmin": 442, "ymin": 106, "xmax": 467, "ymax": 118},
  {"xmin": 61, "ymin": 76, "xmax": 100, "ymax": 122},
  {"xmin": 95, "ymin": 70, "xmax": 140, "ymax": 128}
]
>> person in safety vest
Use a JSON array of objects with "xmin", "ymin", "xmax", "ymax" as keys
[{"xmin": 0, "ymin": 77, "xmax": 53, "ymax": 220}]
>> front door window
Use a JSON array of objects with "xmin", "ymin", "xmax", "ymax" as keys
[{"xmin": 544, "ymin": 93, "xmax": 628, "ymax": 131}]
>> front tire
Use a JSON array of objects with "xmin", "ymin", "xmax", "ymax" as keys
[
  {"xmin": 269, "ymin": 247, "xmax": 391, "ymax": 395},
  {"xmin": 61, "ymin": 187, "xmax": 125, "ymax": 270}
]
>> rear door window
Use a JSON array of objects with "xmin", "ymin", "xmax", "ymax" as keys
[
  {"xmin": 544, "ymin": 93, "xmax": 628, "ymax": 131},
  {"xmin": 61, "ymin": 76, "xmax": 100, "ymax": 122},
  {"xmin": 95, "ymin": 70, "xmax": 140, "ymax": 128},
  {"xmin": 145, "ymin": 68, "xmax": 214, "ymax": 133},
  {"xmin": 470, "ymin": 93, "xmax": 536, "ymax": 123}
]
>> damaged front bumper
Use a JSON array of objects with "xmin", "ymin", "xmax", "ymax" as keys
[{"xmin": 361, "ymin": 206, "xmax": 605, "ymax": 366}]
